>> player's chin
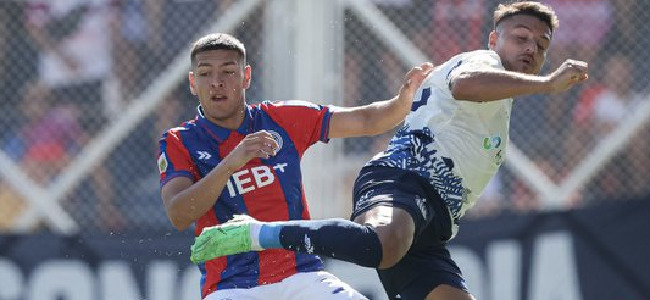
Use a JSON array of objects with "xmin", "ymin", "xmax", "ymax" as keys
[{"xmin": 518, "ymin": 65, "xmax": 537, "ymax": 75}]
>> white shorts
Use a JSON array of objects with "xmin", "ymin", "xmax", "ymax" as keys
[{"xmin": 204, "ymin": 271, "xmax": 369, "ymax": 300}]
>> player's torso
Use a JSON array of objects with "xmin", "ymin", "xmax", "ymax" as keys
[
  {"xmin": 179, "ymin": 106, "xmax": 323, "ymax": 294},
  {"xmin": 190, "ymin": 128, "xmax": 305, "ymax": 223},
  {"xmin": 368, "ymin": 50, "xmax": 512, "ymax": 218}
]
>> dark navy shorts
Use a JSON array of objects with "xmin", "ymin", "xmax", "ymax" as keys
[{"xmin": 351, "ymin": 166, "xmax": 468, "ymax": 300}]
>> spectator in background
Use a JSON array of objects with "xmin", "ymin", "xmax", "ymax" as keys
[
  {"xmin": 25, "ymin": 0, "xmax": 119, "ymax": 132},
  {"xmin": 569, "ymin": 53, "xmax": 650, "ymax": 202},
  {"xmin": 0, "ymin": 182, "xmax": 27, "ymax": 229},
  {"xmin": 542, "ymin": 0, "xmax": 612, "ymax": 64},
  {"xmin": 151, "ymin": 0, "xmax": 229, "ymax": 63},
  {"xmin": 0, "ymin": 2, "xmax": 38, "ymax": 138},
  {"xmin": 427, "ymin": 0, "xmax": 487, "ymax": 63},
  {"xmin": 2, "ymin": 83, "xmax": 79, "ymax": 230},
  {"xmin": 601, "ymin": 0, "xmax": 650, "ymax": 92},
  {"xmin": 113, "ymin": 0, "xmax": 237, "ymax": 100},
  {"xmin": 2, "ymin": 82, "xmax": 125, "ymax": 231},
  {"xmin": 113, "ymin": 0, "xmax": 160, "ymax": 99},
  {"xmin": 539, "ymin": 0, "xmax": 612, "ymax": 138},
  {"xmin": 0, "ymin": 6, "xmax": 8, "ymax": 103}
]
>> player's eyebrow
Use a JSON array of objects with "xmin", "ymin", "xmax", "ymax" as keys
[
  {"xmin": 197, "ymin": 61, "xmax": 238, "ymax": 68},
  {"xmin": 513, "ymin": 24, "xmax": 551, "ymax": 41},
  {"xmin": 220, "ymin": 61, "xmax": 238, "ymax": 67}
]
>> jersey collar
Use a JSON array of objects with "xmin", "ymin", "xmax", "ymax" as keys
[{"xmin": 196, "ymin": 105, "xmax": 253, "ymax": 142}]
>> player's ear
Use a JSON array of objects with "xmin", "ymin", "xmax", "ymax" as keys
[
  {"xmin": 189, "ymin": 72, "xmax": 197, "ymax": 95},
  {"xmin": 243, "ymin": 65, "xmax": 252, "ymax": 89},
  {"xmin": 488, "ymin": 30, "xmax": 498, "ymax": 50}
]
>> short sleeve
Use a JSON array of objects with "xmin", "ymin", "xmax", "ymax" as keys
[
  {"xmin": 261, "ymin": 101, "xmax": 333, "ymax": 155},
  {"xmin": 158, "ymin": 129, "xmax": 199, "ymax": 187},
  {"xmin": 445, "ymin": 50, "xmax": 505, "ymax": 90}
]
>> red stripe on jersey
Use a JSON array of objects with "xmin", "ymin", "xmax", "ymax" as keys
[
  {"xmin": 161, "ymin": 129, "xmax": 200, "ymax": 184},
  {"xmin": 197, "ymin": 131, "xmax": 241, "ymax": 297},
  {"xmin": 194, "ymin": 210, "xmax": 218, "ymax": 236},
  {"xmin": 260, "ymin": 102, "xmax": 330, "ymax": 156},
  {"xmin": 240, "ymin": 158, "xmax": 296, "ymax": 282},
  {"xmin": 257, "ymin": 250, "xmax": 297, "ymax": 285},
  {"xmin": 202, "ymin": 256, "xmax": 227, "ymax": 298},
  {"xmin": 242, "ymin": 158, "xmax": 290, "ymax": 221}
]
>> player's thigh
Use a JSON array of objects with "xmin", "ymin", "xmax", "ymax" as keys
[
  {"xmin": 282, "ymin": 271, "xmax": 369, "ymax": 300},
  {"xmin": 351, "ymin": 167, "xmax": 434, "ymax": 241},
  {"xmin": 425, "ymin": 284, "xmax": 476, "ymax": 300}
]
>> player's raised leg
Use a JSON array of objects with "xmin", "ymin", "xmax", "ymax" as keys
[
  {"xmin": 191, "ymin": 167, "xmax": 425, "ymax": 270},
  {"xmin": 191, "ymin": 215, "xmax": 386, "ymax": 267}
]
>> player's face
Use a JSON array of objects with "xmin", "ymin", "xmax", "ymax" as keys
[
  {"xmin": 189, "ymin": 49, "xmax": 251, "ymax": 129},
  {"xmin": 489, "ymin": 15, "xmax": 552, "ymax": 74}
]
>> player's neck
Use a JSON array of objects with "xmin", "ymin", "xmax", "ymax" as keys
[{"xmin": 208, "ymin": 110, "xmax": 245, "ymax": 130}]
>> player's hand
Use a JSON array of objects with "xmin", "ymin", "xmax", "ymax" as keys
[
  {"xmin": 545, "ymin": 59, "xmax": 589, "ymax": 93},
  {"xmin": 398, "ymin": 62, "xmax": 435, "ymax": 101},
  {"xmin": 222, "ymin": 130, "xmax": 279, "ymax": 170}
]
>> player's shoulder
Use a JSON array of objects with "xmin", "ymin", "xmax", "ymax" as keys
[
  {"xmin": 254, "ymin": 100, "xmax": 328, "ymax": 121},
  {"xmin": 161, "ymin": 119, "xmax": 198, "ymax": 141},
  {"xmin": 462, "ymin": 49, "xmax": 500, "ymax": 59},
  {"xmin": 458, "ymin": 50, "xmax": 503, "ymax": 68},
  {"xmin": 257, "ymin": 100, "xmax": 325, "ymax": 111},
  {"xmin": 432, "ymin": 50, "xmax": 503, "ymax": 82},
  {"xmin": 442, "ymin": 50, "xmax": 500, "ymax": 67}
]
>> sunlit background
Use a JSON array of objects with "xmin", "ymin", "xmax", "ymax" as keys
[{"xmin": 0, "ymin": 0, "xmax": 648, "ymax": 299}]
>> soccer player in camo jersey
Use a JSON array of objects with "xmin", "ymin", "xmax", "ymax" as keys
[
  {"xmin": 191, "ymin": 2, "xmax": 588, "ymax": 300},
  {"xmin": 158, "ymin": 33, "xmax": 432, "ymax": 300}
]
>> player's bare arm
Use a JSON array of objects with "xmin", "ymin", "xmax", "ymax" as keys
[
  {"xmin": 328, "ymin": 62, "xmax": 434, "ymax": 138},
  {"xmin": 450, "ymin": 59, "xmax": 588, "ymax": 102},
  {"xmin": 162, "ymin": 131, "xmax": 278, "ymax": 230}
]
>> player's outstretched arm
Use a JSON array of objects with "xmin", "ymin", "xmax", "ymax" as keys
[
  {"xmin": 161, "ymin": 131, "xmax": 278, "ymax": 230},
  {"xmin": 451, "ymin": 59, "xmax": 588, "ymax": 102},
  {"xmin": 328, "ymin": 62, "xmax": 434, "ymax": 139}
]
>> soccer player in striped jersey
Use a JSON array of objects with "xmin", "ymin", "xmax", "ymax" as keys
[
  {"xmin": 190, "ymin": 2, "xmax": 589, "ymax": 300},
  {"xmin": 158, "ymin": 33, "xmax": 433, "ymax": 300}
]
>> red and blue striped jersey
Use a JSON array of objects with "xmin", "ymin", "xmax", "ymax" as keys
[{"xmin": 158, "ymin": 100, "xmax": 332, "ymax": 298}]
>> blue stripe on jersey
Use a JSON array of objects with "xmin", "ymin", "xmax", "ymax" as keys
[
  {"xmin": 252, "ymin": 109, "xmax": 324, "ymax": 274},
  {"xmin": 254, "ymin": 109, "xmax": 304, "ymax": 221},
  {"xmin": 194, "ymin": 108, "xmax": 262, "ymax": 289},
  {"xmin": 295, "ymin": 253, "xmax": 324, "ymax": 273},
  {"xmin": 198, "ymin": 262, "xmax": 207, "ymax": 292},
  {"xmin": 160, "ymin": 171, "xmax": 193, "ymax": 187},
  {"xmin": 184, "ymin": 120, "xmax": 250, "ymax": 222},
  {"xmin": 159, "ymin": 131, "xmax": 195, "ymax": 187},
  {"xmin": 216, "ymin": 252, "xmax": 261, "ymax": 290},
  {"xmin": 320, "ymin": 107, "xmax": 332, "ymax": 142}
]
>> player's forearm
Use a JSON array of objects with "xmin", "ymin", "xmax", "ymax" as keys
[
  {"xmin": 363, "ymin": 94, "xmax": 411, "ymax": 135},
  {"xmin": 451, "ymin": 70, "xmax": 550, "ymax": 102},
  {"xmin": 328, "ymin": 95, "xmax": 410, "ymax": 138},
  {"xmin": 166, "ymin": 162, "xmax": 237, "ymax": 230}
]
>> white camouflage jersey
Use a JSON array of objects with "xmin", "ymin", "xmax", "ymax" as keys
[{"xmin": 367, "ymin": 50, "xmax": 512, "ymax": 221}]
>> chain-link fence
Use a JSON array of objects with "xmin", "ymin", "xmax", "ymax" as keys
[{"xmin": 1, "ymin": 0, "xmax": 648, "ymax": 233}]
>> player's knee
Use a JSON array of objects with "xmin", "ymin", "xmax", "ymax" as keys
[
  {"xmin": 376, "ymin": 226, "xmax": 412, "ymax": 268},
  {"xmin": 355, "ymin": 206, "xmax": 416, "ymax": 269},
  {"xmin": 374, "ymin": 218, "xmax": 415, "ymax": 269}
]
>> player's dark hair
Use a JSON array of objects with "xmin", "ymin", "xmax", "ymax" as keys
[
  {"xmin": 190, "ymin": 33, "xmax": 246, "ymax": 65},
  {"xmin": 494, "ymin": 1, "xmax": 559, "ymax": 33}
]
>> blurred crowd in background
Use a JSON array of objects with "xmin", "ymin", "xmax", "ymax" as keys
[{"xmin": 0, "ymin": 0, "xmax": 648, "ymax": 232}]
